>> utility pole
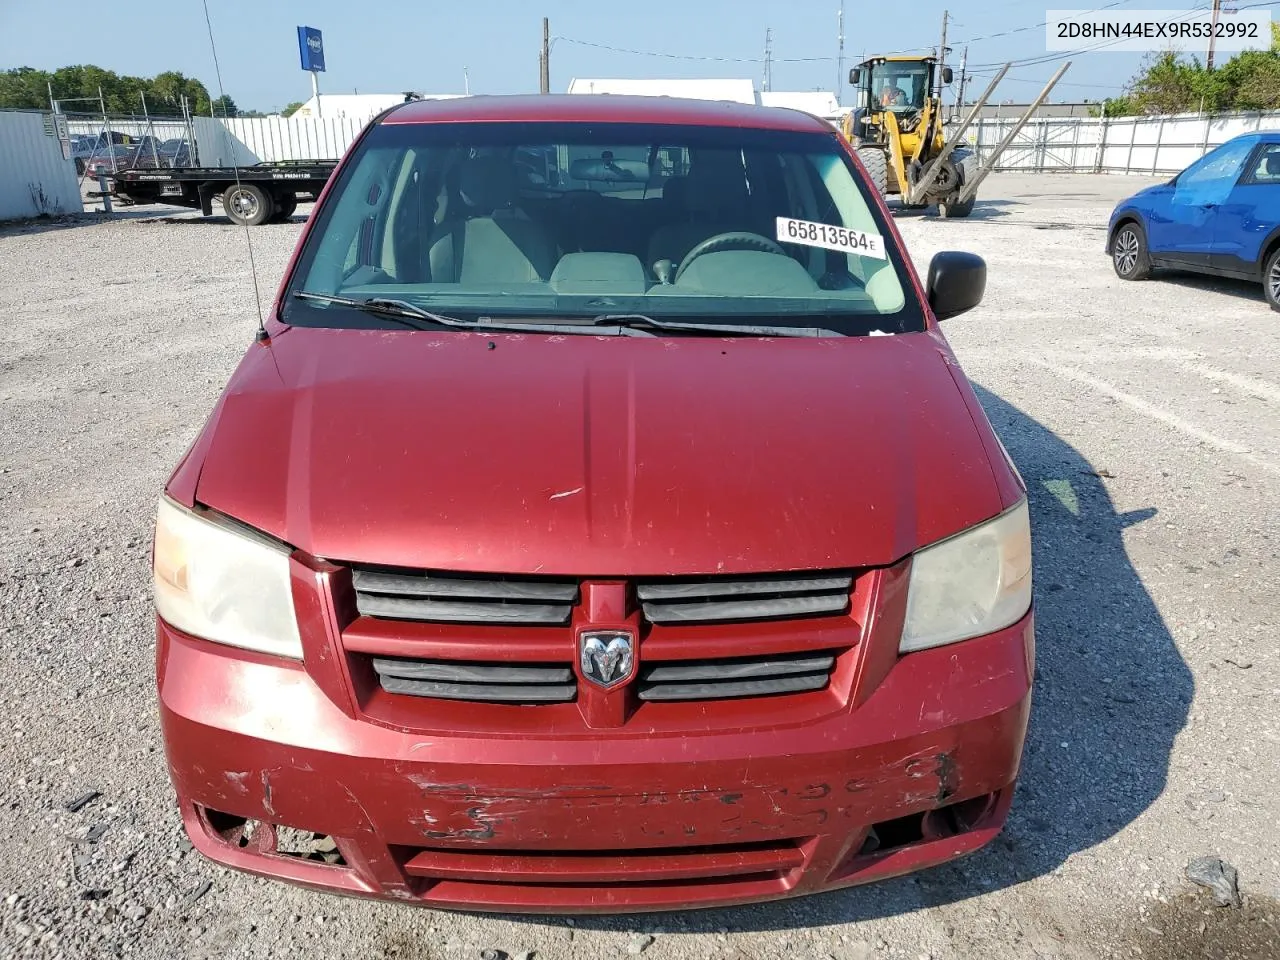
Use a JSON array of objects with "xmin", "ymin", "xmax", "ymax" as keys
[
  {"xmin": 464, "ymin": 67, "xmax": 471, "ymax": 96},
  {"xmin": 937, "ymin": 9, "xmax": 950, "ymax": 101},
  {"xmin": 763, "ymin": 28, "xmax": 773, "ymax": 93},
  {"xmin": 1206, "ymin": 0, "xmax": 1222, "ymax": 70},
  {"xmin": 540, "ymin": 18, "xmax": 551, "ymax": 94},
  {"xmin": 836, "ymin": 2, "xmax": 845, "ymax": 106},
  {"xmin": 956, "ymin": 45, "xmax": 968, "ymax": 119}
]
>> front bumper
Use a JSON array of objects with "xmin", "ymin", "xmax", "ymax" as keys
[{"xmin": 158, "ymin": 605, "xmax": 1033, "ymax": 914}]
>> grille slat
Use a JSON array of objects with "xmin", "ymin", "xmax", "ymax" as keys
[
  {"xmin": 638, "ymin": 673, "xmax": 830, "ymax": 702},
  {"xmin": 637, "ymin": 650, "xmax": 837, "ymax": 702},
  {"xmin": 374, "ymin": 657, "xmax": 576, "ymax": 704},
  {"xmin": 354, "ymin": 570, "xmax": 577, "ymax": 603},
  {"xmin": 359, "ymin": 595, "xmax": 573, "ymax": 625},
  {"xmin": 636, "ymin": 576, "xmax": 852, "ymax": 601},
  {"xmin": 642, "ymin": 654, "xmax": 834, "ymax": 683},
  {"xmin": 370, "ymin": 657, "xmax": 571, "ymax": 684},
  {"xmin": 636, "ymin": 572, "xmax": 853, "ymax": 624},
  {"xmin": 352, "ymin": 568, "xmax": 578, "ymax": 626},
  {"xmin": 640, "ymin": 593, "xmax": 850, "ymax": 624}
]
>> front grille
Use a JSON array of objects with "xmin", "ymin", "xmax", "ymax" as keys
[
  {"xmin": 635, "ymin": 572, "xmax": 853, "ymax": 624},
  {"xmin": 638, "ymin": 650, "xmax": 836, "ymax": 701},
  {"xmin": 372, "ymin": 657, "xmax": 576, "ymax": 703},
  {"xmin": 352, "ymin": 568, "xmax": 578, "ymax": 625},
  {"xmin": 403, "ymin": 838, "xmax": 806, "ymax": 884}
]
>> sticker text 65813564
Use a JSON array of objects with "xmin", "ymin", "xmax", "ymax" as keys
[{"xmin": 776, "ymin": 217, "xmax": 887, "ymax": 260}]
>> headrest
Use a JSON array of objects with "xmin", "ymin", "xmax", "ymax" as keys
[
  {"xmin": 684, "ymin": 150, "xmax": 749, "ymax": 217},
  {"xmin": 662, "ymin": 175, "xmax": 688, "ymax": 207},
  {"xmin": 1265, "ymin": 153, "xmax": 1280, "ymax": 176},
  {"xmin": 458, "ymin": 155, "xmax": 517, "ymax": 213}
]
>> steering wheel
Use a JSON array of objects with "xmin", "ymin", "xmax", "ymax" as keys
[{"xmin": 674, "ymin": 232, "xmax": 787, "ymax": 284}]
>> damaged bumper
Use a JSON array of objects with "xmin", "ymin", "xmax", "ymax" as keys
[{"xmin": 157, "ymin": 610, "xmax": 1033, "ymax": 913}]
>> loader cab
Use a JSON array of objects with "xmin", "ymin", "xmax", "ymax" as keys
[{"xmin": 850, "ymin": 56, "xmax": 950, "ymax": 117}]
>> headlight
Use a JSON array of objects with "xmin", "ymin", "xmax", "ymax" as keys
[
  {"xmin": 901, "ymin": 500, "xmax": 1032, "ymax": 653},
  {"xmin": 153, "ymin": 496, "xmax": 303, "ymax": 659}
]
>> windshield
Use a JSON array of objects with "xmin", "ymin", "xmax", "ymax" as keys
[
  {"xmin": 869, "ymin": 63, "xmax": 931, "ymax": 112},
  {"xmin": 284, "ymin": 121, "xmax": 922, "ymax": 335}
]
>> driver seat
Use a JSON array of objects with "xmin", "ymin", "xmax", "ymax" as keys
[{"xmin": 646, "ymin": 151, "xmax": 753, "ymax": 273}]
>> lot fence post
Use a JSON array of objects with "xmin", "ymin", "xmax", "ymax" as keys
[{"xmin": 97, "ymin": 172, "xmax": 112, "ymax": 216}]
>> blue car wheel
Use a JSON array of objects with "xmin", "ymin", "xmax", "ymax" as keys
[
  {"xmin": 1112, "ymin": 222, "xmax": 1151, "ymax": 281},
  {"xmin": 1264, "ymin": 247, "xmax": 1280, "ymax": 311}
]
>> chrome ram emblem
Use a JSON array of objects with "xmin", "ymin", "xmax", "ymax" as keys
[{"xmin": 579, "ymin": 631, "xmax": 634, "ymax": 689}]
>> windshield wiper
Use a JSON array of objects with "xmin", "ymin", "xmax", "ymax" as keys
[
  {"xmin": 294, "ymin": 292, "xmax": 466, "ymax": 330},
  {"xmin": 592, "ymin": 313, "xmax": 844, "ymax": 338},
  {"xmin": 292, "ymin": 293, "xmax": 655, "ymax": 336}
]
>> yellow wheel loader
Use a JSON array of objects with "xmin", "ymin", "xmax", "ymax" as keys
[{"xmin": 841, "ymin": 55, "xmax": 976, "ymax": 218}]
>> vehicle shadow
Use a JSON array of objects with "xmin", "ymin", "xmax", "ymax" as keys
[
  {"xmin": 1151, "ymin": 269, "xmax": 1267, "ymax": 305},
  {"xmin": 538, "ymin": 385, "xmax": 1193, "ymax": 933},
  {"xmin": 891, "ymin": 199, "xmax": 1019, "ymax": 221}
]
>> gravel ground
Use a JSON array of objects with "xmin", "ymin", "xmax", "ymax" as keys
[{"xmin": 1, "ymin": 173, "xmax": 1277, "ymax": 960}]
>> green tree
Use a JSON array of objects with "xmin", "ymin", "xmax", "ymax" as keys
[
  {"xmin": 1124, "ymin": 51, "xmax": 1202, "ymax": 114},
  {"xmin": 0, "ymin": 65, "xmax": 212, "ymax": 116},
  {"xmin": 1105, "ymin": 39, "xmax": 1280, "ymax": 116},
  {"xmin": 280, "ymin": 100, "xmax": 305, "ymax": 118},
  {"xmin": 210, "ymin": 94, "xmax": 238, "ymax": 117},
  {"xmin": 0, "ymin": 67, "xmax": 50, "ymax": 109}
]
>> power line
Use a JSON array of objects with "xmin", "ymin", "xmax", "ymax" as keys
[
  {"xmin": 967, "ymin": 73, "xmax": 1127, "ymax": 90},
  {"xmin": 963, "ymin": 0, "xmax": 1280, "ymax": 69},
  {"xmin": 952, "ymin": 0, "xmax": 1151, "ymax": 48},
  {"xmin": 552, "ymin": 35, "xmax": 934, "ymax": 64},
  {"xmin": 964, "ymin": 4, "xmax": 1219, "ymax": 70},
  {"xmin": 552, "ymin": 1, "xmax": 1280, "ymax": 82}
]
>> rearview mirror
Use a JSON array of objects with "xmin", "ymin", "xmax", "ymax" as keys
[
  {"xmin": 942, "ymin": 66, "xmax": 954, "ymax": 84},
  {"xmin": 568, "ymin": 157, "xmax": 649, "ymax": 183},
  {"xmin": 849, "ymin": 68, "xmax": 861, "ymax": 84},
  {"xmin": 927, "ymin": 251, "xmax": 986, "ymax": 320}
]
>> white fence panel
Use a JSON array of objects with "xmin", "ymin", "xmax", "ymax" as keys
[
  {"xmin": 193, "ymin": 115, "xmax": 369, "ymax": 166},
  {"xmin": 0, "ymin": 111, "xmax": 82, "ymax": 220},
  {"xmin": 968, "ymin": 109, "xmax": 1280, "ymax": 175}
]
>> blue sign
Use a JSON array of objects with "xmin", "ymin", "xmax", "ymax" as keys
[{"xmin": 298, "ymin": 26, "xmax": 325, "ymax": 72}]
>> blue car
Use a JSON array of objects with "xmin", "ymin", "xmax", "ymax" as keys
[{"xmin": 1107, "ymin": 131, "xmax": 1280, "ymax": 309}]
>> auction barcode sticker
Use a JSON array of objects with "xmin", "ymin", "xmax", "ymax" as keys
[{"xmin": 777, "ymin": 217, "xmax": 887, "ymax": 260}]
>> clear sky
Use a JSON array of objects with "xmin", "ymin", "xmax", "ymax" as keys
[{"xmin": 0, "ymin": 1, "xmax": 1236, "ymax": 112}]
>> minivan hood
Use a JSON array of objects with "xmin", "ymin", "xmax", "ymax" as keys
[{"xmin": 189, "ymin": 327, "xmax": 1003, "ymax": 576}]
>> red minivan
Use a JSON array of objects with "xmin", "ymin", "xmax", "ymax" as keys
[{"xmin": 153, "ymin": 95, "xmax": 1033, "ymax": 913}]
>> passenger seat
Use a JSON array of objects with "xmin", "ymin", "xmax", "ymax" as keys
[{"xmin": 428, "ymin": 156, "xmax": 559, "ymax": 283}]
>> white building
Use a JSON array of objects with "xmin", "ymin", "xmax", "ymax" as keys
[
  {"xmin": 566, "ymin": 78, "xmax": 843, "ymax": 122},
  {"xmin": 290, "ymin": 93, "xmax": 468, "ymax": 120},
  {"xmin": 566, "ymin": 78, "xmax": 758, "ymax": 105},
  {"xmin": 759, "ymin": 90, "xmax": 840, "ymax": 117}
]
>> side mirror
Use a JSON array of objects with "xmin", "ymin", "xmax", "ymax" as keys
[
  {"xmin": 927, "ymin": 251, "xmax": 986, "ymax": 320},
  {"xmin": 849, "ymin": 68, "xmax": 861, "ymax": 85},
  {"xmin": 942, "ymin": 66, "xmax": 954, "ymax": 85}
]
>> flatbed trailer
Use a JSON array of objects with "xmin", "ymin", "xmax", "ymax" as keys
[{"xmin": 110, "ymin": 160, "xmax": 338, "ymax": 226}]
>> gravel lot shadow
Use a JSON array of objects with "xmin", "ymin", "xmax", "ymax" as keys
[
  {"xmin": 891, "ymin": 199, "xmax": 1019, "ymax": 221},
  {"xmin": 1150, "ymin": 270, "xmax": 1268, "ymax": 306},
  {"xmin": 527, "ymin": 386, "xmax": 1192, "ymax": 934}
]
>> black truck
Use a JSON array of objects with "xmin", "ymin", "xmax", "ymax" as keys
[{"xmin": 110, "ymin": 160, "xmax": 338, "ymax": 226}]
